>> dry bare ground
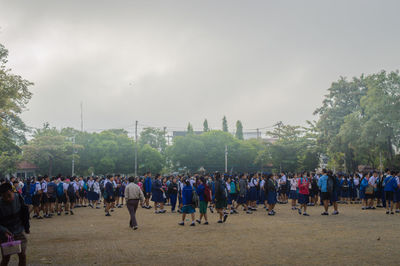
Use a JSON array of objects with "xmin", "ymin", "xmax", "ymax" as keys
[{"xmin": 9, "ymin": 203, "xmax": 400, "ymax": 265}]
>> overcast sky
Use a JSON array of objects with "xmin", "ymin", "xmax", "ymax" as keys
[{"xmin": 1, "ymin": 0, "xmax": 400, "ymax": 135}]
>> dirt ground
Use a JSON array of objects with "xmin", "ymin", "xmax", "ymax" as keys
[{"xmin": 9, "ymin": 203, "xmax": 400, "ymax": 265}]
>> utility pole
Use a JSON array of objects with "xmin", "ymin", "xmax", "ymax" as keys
[
  {"xmin": 71, "ymin": 135, "xmax": 76, "ymax": 176},
  {"xmin": 135, "ymin": 120, "xmax": 138, "ymax": 177},
  {"xmin": 256, "ymin": 128, "xmax": 260, "ymax": 139},
  {"xmin": 225, "ymin": 145, "xmax": 228, "ymax": 173},
  {"xmin": 80, "ymin": 101, "xmax": 84, "ymax": 132}
]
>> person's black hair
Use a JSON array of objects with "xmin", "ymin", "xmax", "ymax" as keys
[
  {"xmin": 129, "ymin": 176, "xmax": 135, "ymax": 183},
  {"xmin": 322, "ymin": 169, "xmax": 327, "ymax": 174},
  {"xmin": 0, "ymin": 183, "xmax": 12, "ymax": 194}
]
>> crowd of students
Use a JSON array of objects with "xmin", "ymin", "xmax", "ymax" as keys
[
  {"xmin": 2, "ymin": 168, "xmax": 400, "ymax": 265},
  {"xmin": 2, "ymin": 168, "xmax": 400, "ymax": 224}
]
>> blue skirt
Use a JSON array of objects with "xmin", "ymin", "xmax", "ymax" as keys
[
  {"xmin": 151, "ymin": 190, "xmax": 164, "ymax": 203},
  {"xmin": 249, "ymin": 187, "xmax": 257, "ymax": 201},
  {"xmin": 289, "ymin": 190, "xmax": 298, "ymax": 200},
  {"xmin": 24, "ymin": 196, "xmax": 32, "ymax": 205},
  {"xmin": 298, "ymin": 193, "xmax": 309, "ymax": 204},
  {"xmin": 259, "ymin": 190, "xmax": 266, "ymax": 202},
  {"xmin": 237, "ymin": 194, "xmax": 247, "ymax": 204},
  {"xmin": 267, "ymin": 191, "xmax": 277, "ymax": 205}
]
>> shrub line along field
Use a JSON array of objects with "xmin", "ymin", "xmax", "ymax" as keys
[{"xmin": 15, "ymin": 204, "xmax": 400, "ymax": 265}]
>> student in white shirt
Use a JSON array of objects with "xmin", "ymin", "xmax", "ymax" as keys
[
  {"xmin": 32, "ymin": 177, "xmax": 43, "ymax": 219},
  {"xmin": 289, "ymin": 174, "xmax": 298, "ymax": 210}
]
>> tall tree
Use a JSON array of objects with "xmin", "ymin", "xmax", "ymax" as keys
[
  {"xmin": 222, "ymin": 116, "xmax": 228, "ymax": 132},
  {"xmin": 0, "ymin": 43, "xmax": 33, "ymax": 176},
  {"xmin": 235, "ymin": 120, "xmax": 244, "ymax": 140},
  {"xmin": 187, "ymin": 123, "xmax": 194, "ymax": 134},
  {"xmin": 203, "ymin": 119, "xmax": 209, "ymax": 132},
  {"xmin": 138, "ymin": 127, "xmax": 167, "ymax": 153}
]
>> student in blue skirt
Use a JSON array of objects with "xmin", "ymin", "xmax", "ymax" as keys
[
  {"xmin": 151, "ymin": 174, "xmax": 166, "ymax": 214},
  {"xmin": 297, "ymin": 173, "xmax": 310, "ymax": 216},
  {"xmin": 178, "ymin": 179, "xmax": 196, "ymax": 226},
  {"xmin": 289, "ymin": 174, "xmax": 298, "ymax": 210},
  {"xmin": 265, "ymin": 174, "xmax": 277, "ymax": 216}
]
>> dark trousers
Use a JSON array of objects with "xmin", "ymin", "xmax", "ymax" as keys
[
  {"xmin": 127, "ymin": 199, "xmax": 139, "ymax": 227},
  {"xmin": 170, "ymin": 193, "xmax": 177, "ymax": 211}
]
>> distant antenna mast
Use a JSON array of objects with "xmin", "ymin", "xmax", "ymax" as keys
[{"xmin": 80, "ymin": 101, "xmax": 84, "ymax": 132}]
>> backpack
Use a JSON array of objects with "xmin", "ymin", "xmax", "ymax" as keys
[
  {"xmin": 29, "ymin": 183, "xmax": 35, "ymax": 197},
  {"xmin": 67, "ymin": 183, "xmax": 75, "ymax": 195},
  {"xmin": 192, "ymin": 190, "xmax": 199, "ymax": 208},
  {"xmin": 83, "ymin": 182, "xmax": 88, "ymax": 191},
  {"xmin": 47, "ymin": 183, "xmax": 56, "ymax": 197},
  {"xmin": 327, "ymin": 176, "xmax": 334, "ymax": 193},
  {"xmin": 204, "ymin": 185, "xmax": 212, "ymax": 202},
  {"xmin": 57, "ymin": 183, "xmax": 64, "ymax": 197},
  {"xmin": 89, "ymin": 183, "xmax": 95, "ymax": 192}
]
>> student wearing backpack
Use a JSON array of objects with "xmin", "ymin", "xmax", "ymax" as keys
[
  {"xmin": 56, "ymin": 177, "xmax": 67, "ymax": 215},
  {"xmin": 215, "ymin": 173, "xmax": 228, "ymax": 223},
  {"xmin": 47, "ymin": 177, "xmax": 57, "ymax": 216},
  {"xmin": 236, "ymin": 174, "xmax": 252, "ymax": 214},
  {"xmin": 67, "ymin": 178, "xmax": 76, "ymax": 215},
  {"xmin": 196, "ymin": 177, "xmax": 209, "ymax": 225},
  {"xmin": 179, "ymin": 179, "xmax": 196, "ymax": 226},
  {"xmin": 167, "ymin": 177, "xmax": 178, "ymax": 213}
]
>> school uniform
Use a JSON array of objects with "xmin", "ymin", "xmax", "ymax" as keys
[
  {"xmin": 394, "ymin": 176, "xmax": 400, "ymax": 203},
  {"xmin": 41, "ymin": 181, "xmax": 48, "ymax": 204},
  {"xmin": 289, "ymin": 178, "xmax": 298, "ymax": 200},
  {"xmin": 259, "ymin": 179, "xmax": 266, "ymax": 202},
  {"xmin": 93, "ymin": 181, "xmax": 100, "ymax": 201},
  {"xmin": 22, "ymin": 182, "xmax": 33, "ymax": 205},
  {"xmin": 248, "ymin": 178, "xmax": 258, "ymax": 201},
  {"xmin": 237, "ymin": 179, "xmax": 247, "ymax": 204},
  {"xmin": 87, "ymin": 180, "xmax": 95, "ymax": 201},
  {"xmin": 32, "ymin": 181, "xmax": 42, "ymax": 207},
  {"xmin": 151, "ymin": 179, "xmax": 164, "ymax": 203},
  {"xmin": 266, "ymin": 179, "xmax": 277, "ymax": 205},
  {"xmin": 144, "ymin": 177, "xmax": 152, "ymax": 199},
  {"xmin": 298, "ymin": 177, "xmax": 309, "ymax": 204},
  {"xmin": 383, "ymin": 175, "xmax": 397, "ymax": 201},
  {"xmin": 181, "ymin": 185, "xmax": 195, "ymax": 213}
]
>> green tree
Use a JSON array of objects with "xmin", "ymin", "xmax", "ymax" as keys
[
  {"xmin": 222, "ymin": 116, "xmax": 228, "ymax": 132},
  {"xmin": 138, "ymin": 127, "xmax": 166, "ymax": 153},
  {"xmin": 0, "ymin": 43, "xmax": 33, "ymax": 176},
  {"xmin": 235, "ymin": 120, "xmax": 244, "ymax": 140},
  {"xmin": 203, "ymin": 119, "xmax": 209, "ymax": 132},
  {"xmin": 187, "ymin": 123, "xmax": 194, "ymax": 134}
]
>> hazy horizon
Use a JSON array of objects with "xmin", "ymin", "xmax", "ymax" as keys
[{"xmin": 1, "ymin": 0, "xmax": 400, "ymax": 135}]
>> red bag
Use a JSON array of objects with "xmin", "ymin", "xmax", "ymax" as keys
[{"xmin": 204, "ymin": 185, "xmax": 212, "ymax": 202}]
